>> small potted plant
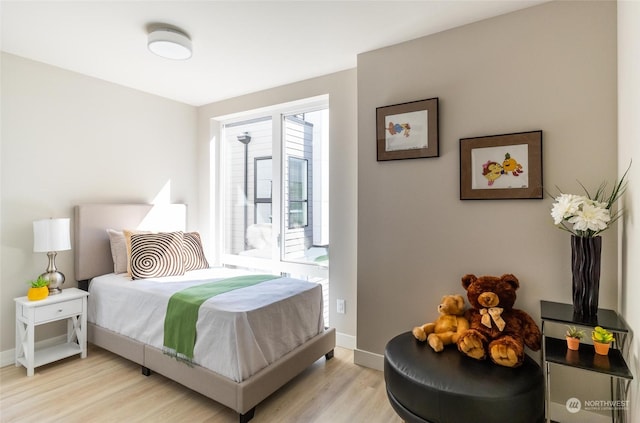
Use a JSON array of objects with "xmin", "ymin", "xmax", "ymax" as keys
[
  {"xmin": 565, "ymin": 325, "xmax": 584, "ymax": 351},
  {"xmin": 27, "ymin": 276, "xmax": 49, "ymax": 301},
  {"xmin": 591, "ymin": 326, "xmax": 614, "ymax": 355}
]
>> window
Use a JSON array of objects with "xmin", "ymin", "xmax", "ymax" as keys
[
  {"xmin": 215, "ymin": 98, "xmax": 329, "ymax": 322},
  {"xmin": 254, "ymin": 157, "xmax": 272, "ymax": 224},
  {"xmin": 216, "ymin": 96, "xmax": 329, "ymax": 271},
  {"xmin": 287, "ymin": 157, "xmax": 308, "ymax": 229}
]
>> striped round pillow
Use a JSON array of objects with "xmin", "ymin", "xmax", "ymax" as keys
[{"xmin": 130, "ymin": 231, "xmax": 185, "ymax": 279}]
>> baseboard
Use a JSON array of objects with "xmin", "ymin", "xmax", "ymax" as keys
[
  {"xmin": 0, "ymin": 348, "xmax": 14, "ymax": 368},
  {"xmin": 0, "ymin": 334, "xmax": 67, "ymax": 368},
  {"xmin": 353, "ymin": 348, "xmax": 384, "ymax": 371},
  {"xmin": 336, "ymin": 332, "xmax": 356, "ymax": 350}
]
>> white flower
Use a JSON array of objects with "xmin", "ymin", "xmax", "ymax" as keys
[
  {"xmin": 568, "ymin": 201, "xmax": 611, "ymax": 232},
  {"xmin": 550, "ymin": 194, "xmax": 582, "ymax": 225},
  {"xmin": 550, "ymin": 165, "xmax": 629, "ymax": 237}
]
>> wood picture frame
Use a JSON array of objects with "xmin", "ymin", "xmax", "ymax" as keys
[
  {"xmin": 376, "ymin": 98, "xmax": 439, "ymax": 161},
  {"xmin": 459, "ymin": 130, "xmax": 543, "ymax": 200}
]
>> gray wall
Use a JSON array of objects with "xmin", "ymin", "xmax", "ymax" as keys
[
  {"xmin": 356, "ymin": 0, "xmax": 618, "ymax": 360},
  {"xmin": 0, "ymin": 53, "xmax": 198, "ymax": 352}
]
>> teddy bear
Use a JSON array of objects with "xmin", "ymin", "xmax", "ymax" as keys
[
  {"xmin": 456, "ymin": 273, "xmax": 541, "ymax": 367},
  {"xmin": 412, "ymin": 294, "xmax": 469, "ymax": 352}
]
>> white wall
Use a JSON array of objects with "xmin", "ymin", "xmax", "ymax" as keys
[
  {"xmin": 618, "ymin": 1, "xmax": 640, "ymax": 421},
  {"xmin": 0, "ymin": 53, "xmax": 198, "ymax": 354},
  {"xmin": 0, "ymin": 57, "xmax": 358, "ymax": 357}
]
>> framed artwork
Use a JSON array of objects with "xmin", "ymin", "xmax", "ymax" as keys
[
  {"xmin": 376, "ymin": 98, "xmax": 439, "ymax": 161},
  {"xmin": 459, "ymin": 130, "xmax": 543, "ymax": 200}
]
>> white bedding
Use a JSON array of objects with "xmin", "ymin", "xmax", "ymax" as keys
[{"xmin": 87, "ymin": 268, "xmax": 324, "ymax": 382}]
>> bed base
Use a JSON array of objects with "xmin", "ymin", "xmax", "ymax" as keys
[{"xmin": 88, "ymin": 322, "xmax": 335, "ymax": 422}]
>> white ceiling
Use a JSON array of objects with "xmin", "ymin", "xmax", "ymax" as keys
[{"xmin": 1, "ymin": 1, "xmax": 546, "ymax": 106}]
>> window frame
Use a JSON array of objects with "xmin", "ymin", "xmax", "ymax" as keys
[{"xmin": 211, "ymin": 95, "xmax": 328, "ymax": 280}]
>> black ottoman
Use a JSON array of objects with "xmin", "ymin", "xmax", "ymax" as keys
[{"xmin": 384, "ymin": 332, "xmax": 544, "ymax": 423}]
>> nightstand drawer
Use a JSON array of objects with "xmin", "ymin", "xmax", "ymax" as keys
[{"xmin": 30, "ymin": 298, "xmax": 83, "ymax": 323}]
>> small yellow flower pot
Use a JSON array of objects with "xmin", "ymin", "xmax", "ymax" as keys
[
  {"xmin": 593, "ymin": 341, "xmax": 611, "ymax": 355},
  {"xmin": 27, "ymin": 286, "xmax": 49, "ymax": 301}
]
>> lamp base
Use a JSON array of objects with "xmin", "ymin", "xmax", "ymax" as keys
[{"xmin": 40, "ymin": 270, "xmax": 65, "ymax": 295}]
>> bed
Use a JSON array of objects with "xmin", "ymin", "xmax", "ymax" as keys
[{"xmin": 73, "ymin": 204, "xmax": 335, "ymax": 423}]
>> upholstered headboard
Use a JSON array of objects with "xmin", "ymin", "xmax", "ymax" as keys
[{"xmin": 74, "ymin": 204, "xmax": 187, "ymax": 281}]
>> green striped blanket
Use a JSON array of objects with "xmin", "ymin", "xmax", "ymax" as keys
[{"xmin": 163, "ymin": 274, "xmax": 278, "ymax": 362}]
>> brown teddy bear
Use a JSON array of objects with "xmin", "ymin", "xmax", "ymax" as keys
[
  {"xmin": 457, "ymin": 274, "xmax": 541, "ymax": 367},
  {"xmin": 412, "ymin": 295, "xmax": 469, "ymax": 352}
]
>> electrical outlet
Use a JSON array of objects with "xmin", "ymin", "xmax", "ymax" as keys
[{"xmin": 337, "ymin": 299, "xmax": 345, "ymax": 314}]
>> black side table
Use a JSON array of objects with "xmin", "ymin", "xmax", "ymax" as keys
[{"xmin": 540, "ymin": 301, "xmax": 633, "ymax": 423}]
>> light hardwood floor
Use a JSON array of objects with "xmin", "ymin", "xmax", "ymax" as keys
[{"xmin": 1, "ymin": 345, "xmax": 402, "ymax": 423}]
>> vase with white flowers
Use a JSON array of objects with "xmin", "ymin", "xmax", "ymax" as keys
[{"xmin": 550, "ymin": 164, "xmax": 630, "ymax": 317}]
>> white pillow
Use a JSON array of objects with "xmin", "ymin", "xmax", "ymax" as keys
[{"xmin": 106, "ymin": 229, "xmax": 127, "ymax": 274}]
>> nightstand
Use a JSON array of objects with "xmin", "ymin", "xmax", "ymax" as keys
[
  {"xmin": 15, "ymin": 287, "xmax": 89, "ymax": 376},
  {"xmin": 540, "ymin": 300, "xmax": 633, "ymax": 423}
]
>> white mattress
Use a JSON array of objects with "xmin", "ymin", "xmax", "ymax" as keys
[{"xmin": 87, "ymin": 268, "xmax": 324, "ymax": 382}]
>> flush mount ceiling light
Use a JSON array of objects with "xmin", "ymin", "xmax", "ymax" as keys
[{"xmin": 147, "ymin": 27, "xmax": 192, "ymax": 60}]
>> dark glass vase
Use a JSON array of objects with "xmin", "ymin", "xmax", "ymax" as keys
[{"xmin": 571, "ymin": 235, "xmax": 602, "ymax": 317}]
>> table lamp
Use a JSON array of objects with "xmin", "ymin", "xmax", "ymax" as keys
[{"xmin": 33, "ymin": 218, "xmax": 71, "ymax": 295}]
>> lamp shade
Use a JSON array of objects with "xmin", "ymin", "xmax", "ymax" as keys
[{"xmin": 33, "ymin": 218, "xmax": 71, "ymax": 252}]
